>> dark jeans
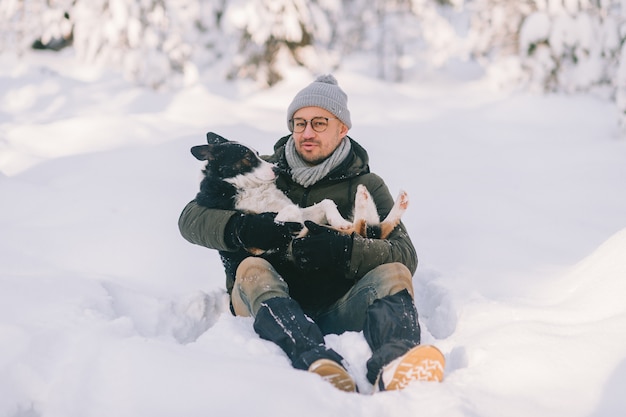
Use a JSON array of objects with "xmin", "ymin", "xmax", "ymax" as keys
[{"xmin": 231, "ymin": 258, "xmax": 421, "ymax": 383}]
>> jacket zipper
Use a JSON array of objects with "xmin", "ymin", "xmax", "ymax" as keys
[{"xmin": 300, "ymin": 188, "xmax": 310, "ymax": 207}]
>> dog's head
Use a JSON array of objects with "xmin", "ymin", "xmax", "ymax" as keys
[{"xmin": 191, "ymin": 132, "xmax": 277, "ymax": 185}]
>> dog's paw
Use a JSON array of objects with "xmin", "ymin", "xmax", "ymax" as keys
[
  {"xmin": 397, "ymin": 190, "xmax": 409, "ymax": 210},
  {"xmin": 275, "ymin": 205, "xmax": 303, "ymax": 224},
  {"xmin": 325, "ymin": 209, "xmax": 353, "ymax": 230},
  {"xmin": 354, "ymin": 184, "xmax": 380, "ymax": 224},
  {"xmin": 333, "ymin": 220, "xmax": 354, "ymax": 230},
  {"xmin": 355, "ymin": 184, "xmax": 372, "ymax": 208}
]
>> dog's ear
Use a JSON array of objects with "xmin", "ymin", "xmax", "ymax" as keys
[
  {"xmin": 206, "ymin": 132, "xmax": 229, "ymax": 145},
  {"xmin": 191, "ymin": 145, "xmax": 212, "ymax": 161}
]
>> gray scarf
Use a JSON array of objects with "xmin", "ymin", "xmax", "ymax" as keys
[{"xmin": 285, "ymin": 136, "xmax": 351, "ymax": 188}]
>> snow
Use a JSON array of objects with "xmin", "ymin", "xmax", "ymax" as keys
[{"xmin": 2, "ymin": 50, "xmax": 626, "ymax": 417}]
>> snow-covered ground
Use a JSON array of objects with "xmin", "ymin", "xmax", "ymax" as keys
[{"xmin": 1, "ymin": 50, "xmax": 626, "ymax": 417}]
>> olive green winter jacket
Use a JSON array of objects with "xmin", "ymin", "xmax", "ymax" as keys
[{"xmin": 178, "ymin": 135, "xmax": 417, "ymax": 310}]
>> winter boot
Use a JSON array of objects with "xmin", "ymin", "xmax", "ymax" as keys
[
  {"xmin": 308, "ymin": 359, "xmax": 357, "ymax": 392},
  {"xmin": 363, "ymin": 289, "xmax": 423, "ymax": 384},
  {"xmin": 374, "ymin": 344, "xmax": 445, "ymax": 391},
  {"xmin": 253, "ymin": 296, "xmax": 356, "ymax": 392}
]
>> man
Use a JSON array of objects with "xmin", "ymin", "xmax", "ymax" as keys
[{"xmin": 178, "ymin": 74, "xmax": 444, "ymax": 392}]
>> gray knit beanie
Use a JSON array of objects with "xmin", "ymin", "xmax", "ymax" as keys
[{"xmin": 287, "ymin": 74, "xmax": 352, "ymax": 131}]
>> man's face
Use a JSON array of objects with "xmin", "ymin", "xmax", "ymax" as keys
[{"xmin": 291, "ymin": 106, "xmax": 349, "ymax": 165}]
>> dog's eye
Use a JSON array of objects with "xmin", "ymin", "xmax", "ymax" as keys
[{"xmin": 241, "ymin": 153, "xmax": 255, "ymax": 166}]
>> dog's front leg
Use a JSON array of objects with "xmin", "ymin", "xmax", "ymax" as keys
[
  {"xmin": 316, "ymin": 200, "xmax": 352, "ymax": 230},
  {"xmin": 275, "ymin": 205, "xmax": 303, "ymax": 224},
  {"xmin": 275, "ymin": 205, "xmax": 309, "ymax": 238}
]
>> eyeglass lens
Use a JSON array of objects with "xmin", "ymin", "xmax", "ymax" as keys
[{"xmin": 291, "ymin": 117, "xmax": 329, "ymax": 133}]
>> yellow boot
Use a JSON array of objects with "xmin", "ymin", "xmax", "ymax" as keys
[
  {"xmin": 375, "ymin": 345, "xmax": 445, "ymax": 391},
  {"xmin": 308, "ymin": 359, "xmax": 357, "ymax": 393}
]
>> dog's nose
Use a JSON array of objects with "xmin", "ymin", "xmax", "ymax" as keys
[{"xmin": 272, "ymin": 166, "xmax": 280, "ymax": 175}]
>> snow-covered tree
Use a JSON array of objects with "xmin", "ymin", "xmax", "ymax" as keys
[
  {"xmin": 70, "ymin": 0, "xmax": 225, "ymax": 88},
  {"xmin": 466, "ymin": 0, "xmax": 534, "ymax": 62},
  {"xmin": 336, "ymin": 0, "xmax": 465, "ymax": 82},
  {"xmin": 518, "ymin": 0, "xmax": 624, "ymax": 93},
  {"xmin": 221, "ymin": 0, "xmax": 339, "ymax": 86},
  {"xmin": 0, "ymin": 0, "xmax": 75, "ymax": 52},
  {"xmin": 0, "ymin": 0, "xmax": 226, "ymax": 88}
]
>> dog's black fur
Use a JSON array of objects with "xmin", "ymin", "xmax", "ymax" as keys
[{"xmin": 191, "ymin": 132, "xmax": 268, "ymax": 210}]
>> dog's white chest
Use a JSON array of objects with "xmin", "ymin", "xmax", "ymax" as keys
[{"xmin": 234, "ymin": 183, "xmax": 294, "ymax": 214}]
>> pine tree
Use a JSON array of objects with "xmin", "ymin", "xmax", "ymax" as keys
[
  {"xmin": 223, "ymin": 0, "xmax": 338, "ymax": 86},
  {"xmin": 518, "ymin": 0, "xmax": 623, "ymax": 93},
  {"xmin": 0, "ymin": 0, "xmax": 75, "ymax": 53}
]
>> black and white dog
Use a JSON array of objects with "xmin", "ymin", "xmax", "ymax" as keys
[{"xmin": 190, "ymin": 132, "xmax": 408, "ymax": 251}]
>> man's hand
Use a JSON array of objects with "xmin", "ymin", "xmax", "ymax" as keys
[
  {"xmin": 226, "ymin": 212, "xmax": 302, "ymax": 252},
  {"xmin": 291, "ymin": 221, "xmax": 353, "ymax": 272}
]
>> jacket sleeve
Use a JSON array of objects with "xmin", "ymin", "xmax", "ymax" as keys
[
  {"xmin": 346, "ymin": 180, "xmax": 418, "ymax": 280},
  {"xmin": 178, "ymin": 200, "xmax": 238, "ymax": 251}
]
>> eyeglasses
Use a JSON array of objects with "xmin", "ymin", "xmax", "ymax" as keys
[{"xmin": 289, "ymin": 117, "xmax": 338, "ymax": 133}]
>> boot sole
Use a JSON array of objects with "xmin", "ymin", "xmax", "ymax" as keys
[
  {"xmin": 378, "ymin": 344, "xmax": 445, "ymax": 391},
  {"xmin": 308, "ymin": 359, "xmax": 357, "ymax": 393}
]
